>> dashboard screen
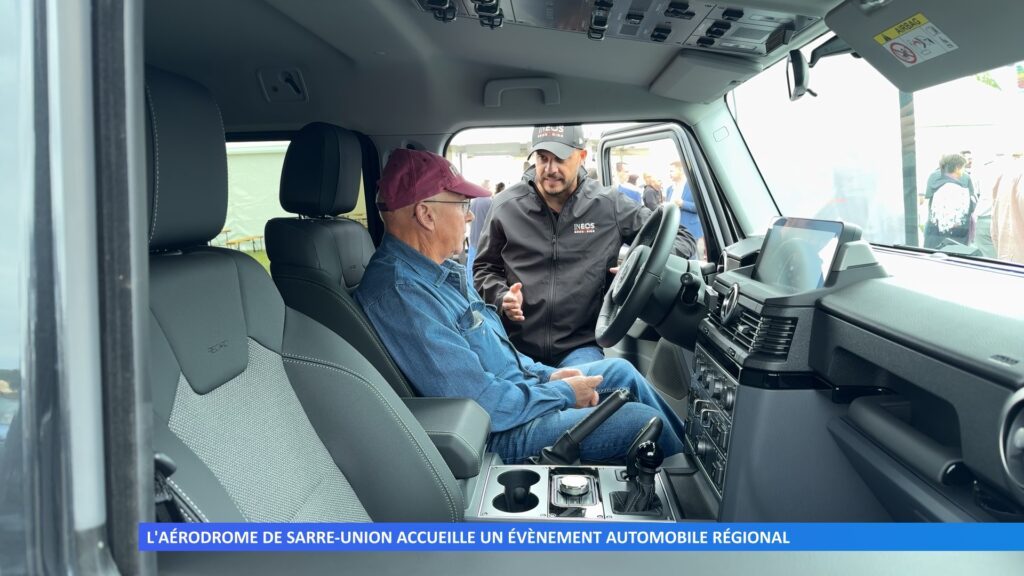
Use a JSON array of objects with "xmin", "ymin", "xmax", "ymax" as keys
[{"xmin": 753, "ymin": 218, "xmax": 844, "ymax": 291}]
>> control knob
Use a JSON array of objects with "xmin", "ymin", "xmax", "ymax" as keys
[
  {"xmin": 696, "ymin": 437, "xmax": 713, "ymax": 459},
  {"xmin": 557, "ymin": 475, "xmax": 590, "ymax": 497},
  {"xmin": 722, "ymin": 388, "xmax": 736, "ymax": 410}
]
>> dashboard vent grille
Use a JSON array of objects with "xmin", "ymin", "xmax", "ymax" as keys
[{"xmin": 709, "ymin": 299, "xmax": 797, "ymax": 358}]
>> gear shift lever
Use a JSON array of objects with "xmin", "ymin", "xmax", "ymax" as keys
[
  {"xmin": 612, "ymin": 439, "xmax": 665, "ymax": 515},
  {"xmin": 624, "ymin": 416, "xmax": 663, "ymax": 480}
]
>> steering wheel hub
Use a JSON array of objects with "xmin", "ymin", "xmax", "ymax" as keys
[
  {"xmin": 595, "ymin": 204, "xmax": 681, "ymax": 348},
  {"xmin": 612, "ymin": 245, "xmax": 649, "ymax": 305}
]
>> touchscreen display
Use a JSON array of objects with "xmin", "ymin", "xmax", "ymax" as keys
[{"xmin": 753, "ymin": 219, "xmax": 843, "ymax": 291}]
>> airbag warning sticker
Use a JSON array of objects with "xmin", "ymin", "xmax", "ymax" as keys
[{"xmin": 874, "ymin": 13, "xmax": 958, "ymax": 67}]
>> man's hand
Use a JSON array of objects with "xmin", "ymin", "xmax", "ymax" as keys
[
  {"xmin": 563, "ymin": 375, "xmax": 601, "ymax": 408},
  {"xmin": 501, "ymin": 282, "xmax": 525, "ymax": 322},
  {"xmin": 549, "ymin": 368, "xmax": 583, "ymax": 381}
]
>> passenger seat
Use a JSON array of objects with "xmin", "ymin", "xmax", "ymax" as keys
[
  {"xmin": 265, "ymin": 122, "xmax": 414, "ymax": 397},
  {"xmin": 146, "ymin": 68, "xmax": 459, "ymax": 521}
]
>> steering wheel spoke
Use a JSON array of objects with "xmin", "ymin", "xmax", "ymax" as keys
[{"xmin": 596, "ymin": 204, "xmax": 680, "ymax": 348}]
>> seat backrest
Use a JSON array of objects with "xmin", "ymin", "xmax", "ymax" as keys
[
  {"xmin": 146, "ymin": 68, "xmax": 461, "ymax": 522},
  {"xmin": 265, "ymin": 122, "xmax": 415, "ymax": 397}
]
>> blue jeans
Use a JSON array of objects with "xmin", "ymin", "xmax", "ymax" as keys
[
  {"xmin": 487, "ymin": 358, "xmax": 686, "ymax": 464},
  {"xmin": 557, "ymin": 345, "xmax": 605, "ymax": 368}
]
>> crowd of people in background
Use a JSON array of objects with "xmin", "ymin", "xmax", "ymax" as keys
[{"xmin": 921, "ymin": 149, "xmax": 1024, "ymax": 264}]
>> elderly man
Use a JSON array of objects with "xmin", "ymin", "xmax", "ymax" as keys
[{"xmin": 355, "ymin": 149, "xmax": 685, "ymax": 465}]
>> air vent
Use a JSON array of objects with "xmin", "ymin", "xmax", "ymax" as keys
[{"xmin": 708, "ymin": 300, "xmax": 797, "ymax": 358}]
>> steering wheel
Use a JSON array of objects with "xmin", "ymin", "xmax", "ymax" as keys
[{"xmin": 595, "ymin": 203, "xmax": 680, "ymax": 348}]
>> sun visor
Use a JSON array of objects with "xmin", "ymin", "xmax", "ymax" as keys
[
  {"xmin": 650, "ymin": 50, "xmax": 762, "ymax": 103},
  {"xmin": 826, "ymin": 0, "xmax": 1024, "ymax": 93}
]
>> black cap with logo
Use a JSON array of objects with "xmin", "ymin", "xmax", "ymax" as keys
[{"xmin": 529, "ymin": 125, "xmax": 586, "ymax": 160}]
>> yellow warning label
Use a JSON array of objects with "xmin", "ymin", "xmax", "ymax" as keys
[{"xmin": 874, "ymin": 12, "xmax": 929, "ymax": 45}]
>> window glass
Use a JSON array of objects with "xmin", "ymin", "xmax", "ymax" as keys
[
  {"xmin": 730, "ymin": 35, "xmax": 1024, "ymax": 265},
  {"xmin": 0, "ymin": 0, "xmax": 30, "ymax": 571},
  {"xmin": 607, "ymin": 138, "xmax": 708, "ymax": 261},
  {"xmin": 222, "ymin": 141, "xmax": 367, "ymax": 270}
]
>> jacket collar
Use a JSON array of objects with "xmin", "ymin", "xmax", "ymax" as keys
[{"xmin": 379, "ymin": 234, "xmax": 466, "ymax": 290}]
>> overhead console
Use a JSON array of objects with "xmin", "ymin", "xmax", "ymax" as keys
[
  {"xmin": 688, "ymin": 218, "xmax": 886, "ymax": 502},
  {"xmin": 413, "ymin": 1, "xmax": 822, "ymax": 57}
]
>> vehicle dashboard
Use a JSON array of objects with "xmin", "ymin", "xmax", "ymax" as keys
[{"xmin": 686, "ymin": 223, "xmax": 1024, "ymax": 521}]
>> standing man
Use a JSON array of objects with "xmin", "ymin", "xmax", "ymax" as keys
[
  {"xmin": 667, "ymin": 160, "xmax": 705, "ymax": 260},
  {"xmin": 355, "ymin": 149, "xmax": 685, "ymax": 465},
  {"xmin": 474, "ymin": 126, "xmax": 696, "ymax": 368}
]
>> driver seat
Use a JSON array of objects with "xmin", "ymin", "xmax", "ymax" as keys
[{"xmin": 146, "ymin": 67, "xmax": 461, "ymax": 521}]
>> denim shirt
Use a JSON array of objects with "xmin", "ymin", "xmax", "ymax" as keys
[{"xmin": 355, "ymin": 234, "xmax": 574, "ymax": 432}]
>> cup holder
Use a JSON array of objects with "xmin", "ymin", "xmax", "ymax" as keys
[{"xmin": 492, "ymin": 470, "xmax": 541, "ymax": 513}]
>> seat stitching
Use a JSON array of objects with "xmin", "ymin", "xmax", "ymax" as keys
[
  {"xmin": 422, "ymin": 430, "xmax": 481, "ymax": 471},
  {"xmin": 167, "ymin": 477, "xmax": 210, "ymax": 522},
  {"xmin": 282, "ymin": 355, "xmax": 458, "ymax": 521},
  {"xmin": 145, "ymin": 83, "xmax": 160, "ymax": 243}
]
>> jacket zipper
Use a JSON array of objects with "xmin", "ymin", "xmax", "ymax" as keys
[{"xmin": 547, "ymin": 209, "xmax": 558, "ymax": 365}]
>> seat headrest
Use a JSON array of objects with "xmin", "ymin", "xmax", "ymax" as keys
[
  {"xmin": 279, "ymin": 122, "xmax": 363, "ymax": 217},
  {"xmin": 145, "ymin": 67, "xmax": 228, "ymax": 251}
]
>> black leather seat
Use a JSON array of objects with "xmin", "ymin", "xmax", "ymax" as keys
[
  {"xmin": 146, "ymin": 68, "xmax": 460, "ymax": 521},
  {"xmin": 265, "ymin": 122, "xmax": 414, "ymax": 397}
]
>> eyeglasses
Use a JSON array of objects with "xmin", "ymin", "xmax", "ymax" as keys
[{"xmin": 422, "ymin": 199, "xmax": 472, "ymax": 215}]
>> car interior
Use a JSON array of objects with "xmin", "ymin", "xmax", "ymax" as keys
[{"xmin": 3, "ymin": 0, "xmax": 1024, "ymax": 574}]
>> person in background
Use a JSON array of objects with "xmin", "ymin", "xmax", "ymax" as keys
[
  {"xmin": 961, "ymin": 150, "xmax": 976, "ymax": 196},
  {"xmin": 617, "ymin": 173, "xmax": 642, "ymax": 204},
  {"xmin": 641, "ymin": 172, "xmax": 664, "ymax": 211},
  {"xmin": 465, "ymin": 183, "xmax": 495, "ymax": 272},
  {"xmin": 924, "ymin": 153, "xmax": 975, "ymax": 248},
  {"xmin": 992, "ymin": 153, "xmax": 1024, "ymax": 263},
  {"xmin": 355, "ymin": 148, "xmax": 686, "ymax": 465},
  {"xmin": 495, "ymin": 182, "xmax": 506, "ymax": 195},
  {"xmin": 613, "ymin": 161, "xmax": 630, "ymax": 187},
  {"xmin": 667, "ymin": 160, "xmax": 705, "ymax": 260},
  {"xmin": 971, "ymin": 155, "xmax": 999, "ymax": 258}
]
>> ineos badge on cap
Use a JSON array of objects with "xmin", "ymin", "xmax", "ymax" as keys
[{"xmin": 721, "ymin": 283, "xmax": 740, "ymax": 326}]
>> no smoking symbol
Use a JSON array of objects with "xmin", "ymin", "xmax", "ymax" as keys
[{"xmin": 889, "ymin": 42, "xmax": 918, "ymax": 64}]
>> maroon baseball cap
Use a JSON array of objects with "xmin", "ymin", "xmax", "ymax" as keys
[{"xmin": 376, "ymin": 149, "xmax": 489, "ymax": 211}]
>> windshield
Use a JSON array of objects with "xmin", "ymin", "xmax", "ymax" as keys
[{"xmin": 729, "ymin": 35, "xmax": 1024, "ymax": 265}]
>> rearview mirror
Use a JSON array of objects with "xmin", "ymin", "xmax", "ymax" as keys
[{"xmin": 786, "ymin": 49, "xmax": 815, "ymax": 101}]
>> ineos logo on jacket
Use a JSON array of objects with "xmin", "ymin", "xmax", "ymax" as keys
[{"xmin": 573, "ymin": 222, "xmax": 596, "ymax": 234}]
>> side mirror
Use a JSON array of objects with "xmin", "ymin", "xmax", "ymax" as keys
[{"xmin": 786, "ymin": 49, "xmax": 816, "ymax": 101}]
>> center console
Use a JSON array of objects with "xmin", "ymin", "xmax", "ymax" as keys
[
  {"xmin": 687, "ymin": 218, "xmax": 884, "ymax": 505},
  {"xmin": 468, "ymin": 462, "xmax": 681, "ymax": 521}
]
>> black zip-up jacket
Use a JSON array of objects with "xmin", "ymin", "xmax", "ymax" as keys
[{"xmin": 473, "ymin": 168, "xmax": 695, "ymax": 366}]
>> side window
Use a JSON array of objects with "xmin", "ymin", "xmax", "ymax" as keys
[
  {"xmin": 0, "ymin": 0, "xmax": 29, "ymax": 569},
  {"xmin": 606, "ymin": 138, "xmax": 708, "ymax": 261},
  {"xmin": 222, "ymin": 141, "xmax": 367, "ymax": 271}
]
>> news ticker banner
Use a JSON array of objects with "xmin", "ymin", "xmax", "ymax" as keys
[{"xmin": 139, "ymin": 523, "xmax": 1024, "ymax": 552}]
